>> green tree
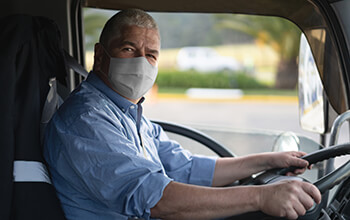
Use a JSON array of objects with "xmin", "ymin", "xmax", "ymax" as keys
[
  {"xmin": 215, "ymin": 14, "xmax": 301, "ymax": 89},
  {"xmin": 83, "ymin": 9, "xmax": 110, "ymax": 51}
]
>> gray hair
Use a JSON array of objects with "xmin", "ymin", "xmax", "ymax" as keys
[{"xmin": 99, "ymin": 9, "xmax": 159, "ymax": 47}]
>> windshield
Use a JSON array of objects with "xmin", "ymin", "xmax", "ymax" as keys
[
  {"xmin": 83, "ymin": 9, "xmax": 324, "ymax": 156},
  {"xmin": 83, "ymin": 0, "xmax": 350, "ymax": 117}
]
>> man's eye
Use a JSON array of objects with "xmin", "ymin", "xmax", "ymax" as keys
[
  {"xmin": 147, "ymin": 54, "xmax": 156, "ymax": 60},
  {"xmin": 122, "ymin": 48, "xmax": 133, "ymax": 52}
]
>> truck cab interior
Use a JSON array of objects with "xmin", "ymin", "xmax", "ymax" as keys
[{"xmin": 1, "ymin": 0, "xmax": 350, "ymax": 219}]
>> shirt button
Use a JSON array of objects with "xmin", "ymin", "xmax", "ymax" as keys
[
  {"xmin": 130, "ymin": 106, "xmax": 135, "ymax": 109},
  {"xmin": 122, "ymin": 108, "xmax": 125, "ymax": 112}
]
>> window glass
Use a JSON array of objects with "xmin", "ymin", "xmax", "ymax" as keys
[{"xmin": 83, "ymin": 9, "xmax": 321, "ymax": 157}]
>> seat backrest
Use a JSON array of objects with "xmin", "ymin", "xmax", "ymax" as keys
[{"xmin": 0, "ymin": 14, "xmax": 68, "ymax": 220}]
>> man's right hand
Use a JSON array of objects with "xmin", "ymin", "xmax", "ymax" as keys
[{"xmin": 258, "ymin": 180, "xmax": 322, "ymax": 219}]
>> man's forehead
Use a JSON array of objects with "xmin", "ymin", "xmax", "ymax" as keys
[{"xmin": 109, "ymin": 26, "xmax": 160, "ymax": 49}]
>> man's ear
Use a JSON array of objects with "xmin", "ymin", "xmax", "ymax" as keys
[{"xmin": 93, "ymin": 43, "xmax": 104, "ymax": 71}]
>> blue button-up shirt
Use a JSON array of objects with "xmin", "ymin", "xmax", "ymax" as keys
[{"xmin": 44, "ymin": 72, "xmax": 217, "ymax": 220}]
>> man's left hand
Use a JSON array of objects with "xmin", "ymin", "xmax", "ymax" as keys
[{"xmin": 267, "ymin": 151, "xmax": 310, "ymax": 176}]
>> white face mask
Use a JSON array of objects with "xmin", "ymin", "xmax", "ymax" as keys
[{"xmin": 103, "ymin": 48, "xmax": 158, "ymax": 100}]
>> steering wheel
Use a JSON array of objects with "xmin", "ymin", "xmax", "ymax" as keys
[
  {"xmin": 153, "ymin": 120, "xmax": 350, "ymax": 219},
  {"xmin": 227, "ymin": 143, "xmax": 350, "ymax": 220}
]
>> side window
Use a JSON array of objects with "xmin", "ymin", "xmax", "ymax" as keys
[{"xmin": 298, "ymin": 33, "xmax": 325, "ymax": 134}]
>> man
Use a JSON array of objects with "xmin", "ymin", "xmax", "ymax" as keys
[{"xmin": 44, "ymin": 9, "xmax": 321, "ymax": 220}]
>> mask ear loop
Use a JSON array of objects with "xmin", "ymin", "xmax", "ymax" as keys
[
  {"xmin": 97, "ymin": 44, "xmax": 113, "ymax": 77},
  {"xmin": 100, "ymin": 43, "xmax": 112, "ymax": 58}
]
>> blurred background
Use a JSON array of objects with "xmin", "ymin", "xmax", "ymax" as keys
[{"xmin": 84, "ymin": 10, "xmax": 300, "ymax": 90}]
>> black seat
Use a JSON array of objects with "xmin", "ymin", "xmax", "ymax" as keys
[{"xmin": 0, "ymin": 14, "xmax": 68, "ymax": 220}]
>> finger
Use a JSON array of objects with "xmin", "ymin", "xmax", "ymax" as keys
[
  {"xmin": 296, "ymin": 184, "xmax": 316, "ymax": 211},
  {"xmin": 286, "ymin": 169, "xmax": 305, "ymax": 176},
  {"xmin": 285, "ymin": 208, "xmax": 299, "ymax": 220},
  {"xmin": 294, "ymin": 168, "xmax": 306, "ymax": 175},
  {"xmin": 298, "ymin": 190, "xmax": 315, "ymax": 211},
  {"xmin": 285, "ymin": 171, "xmax": 300, "ymax": 176},
  {"xmin": 292, "ymin": 198, "xmax": 307, "ymax": 217},
  {"xmin": 301, "ymin": 182, "xmax": 322, "ymax": 204},
  {"xmin": 286, "ymin": 172, "xmax": 295, "ymax": 176},
  {"xmin": 290, "ymin": 151, "xmax": 307, "ymax": 157},
  {"xmin": 290, "ymin": 158, "xmax": 309, "ymax": 168}
]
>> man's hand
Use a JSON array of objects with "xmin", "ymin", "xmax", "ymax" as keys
[
  {"xmin": 266, "ymin": 151, "xmax": 310, "ymax": 175},
  {"xmin": 258, "ymin": 180, "xmax": 321, "ymax": 219},
  {"xmin": 213, "ymin": 151, "xmax": 310, "ymax": 186}
]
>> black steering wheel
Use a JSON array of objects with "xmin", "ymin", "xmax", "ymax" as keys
[
  {"xmin": 153, "ymin": 120, "xmax": 350, "ymax": 219},
  {"xmin": 228, "ymin": 143, "xmax": 350, "ymax": 220}
]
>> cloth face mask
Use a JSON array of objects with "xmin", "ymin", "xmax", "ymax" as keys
[{"xmin": 103, "ymin": 48, "xmax": 158, "ymax": 100}]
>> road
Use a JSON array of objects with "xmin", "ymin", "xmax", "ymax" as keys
[
  {"xmin": 144, "ymin": 96, "xmax": 319, "ymax": 149},
  {"xmin": 144, "ymin": 99, "xmax": 310, "ymax": 135},
  {"xmin": 143, "ymin": 95, "xmax": 350, "ymax": 169}
]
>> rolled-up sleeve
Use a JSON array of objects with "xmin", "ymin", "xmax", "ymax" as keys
[
  {"xmin": 44, "ymin": 109, "xmax": 172, "ymax": 219},
  {"xmin": 151, "ymin": 122, "xmax": 217, "ymax": 186}
]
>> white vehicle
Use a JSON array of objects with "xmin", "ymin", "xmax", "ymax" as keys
[{"xmin": 177, "ymin": 47, "xmax": 242, "ymax": 72}]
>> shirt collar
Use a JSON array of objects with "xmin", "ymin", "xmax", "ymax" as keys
[{"xmin": 86, "ymin": 71, "xmax": 138, "ymax": 113}]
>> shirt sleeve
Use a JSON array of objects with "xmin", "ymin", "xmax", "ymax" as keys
[
  {"xmin": 44, "ymin": 108, "xmax": 172, "ymax": 219},
  {"xmin": 150, "ymin": 122, "xmax": 217, "ymax": 186}
]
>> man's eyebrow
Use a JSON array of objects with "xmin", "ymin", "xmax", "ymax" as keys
[
  {"xmin": 148, "ymin": 48, "xmax": 159, "ymax": 56},
  {"xmin": 120, "ymin": 40, "xmax": 137, "ymax": 47},
  {"xmin": 120, "ymin": 40, "xmax": 159, "ymax": 56}
]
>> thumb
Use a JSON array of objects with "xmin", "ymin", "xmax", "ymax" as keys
[{"xmin": 293, "ymin": 158, "xmax": 309, "ymax": 168}]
